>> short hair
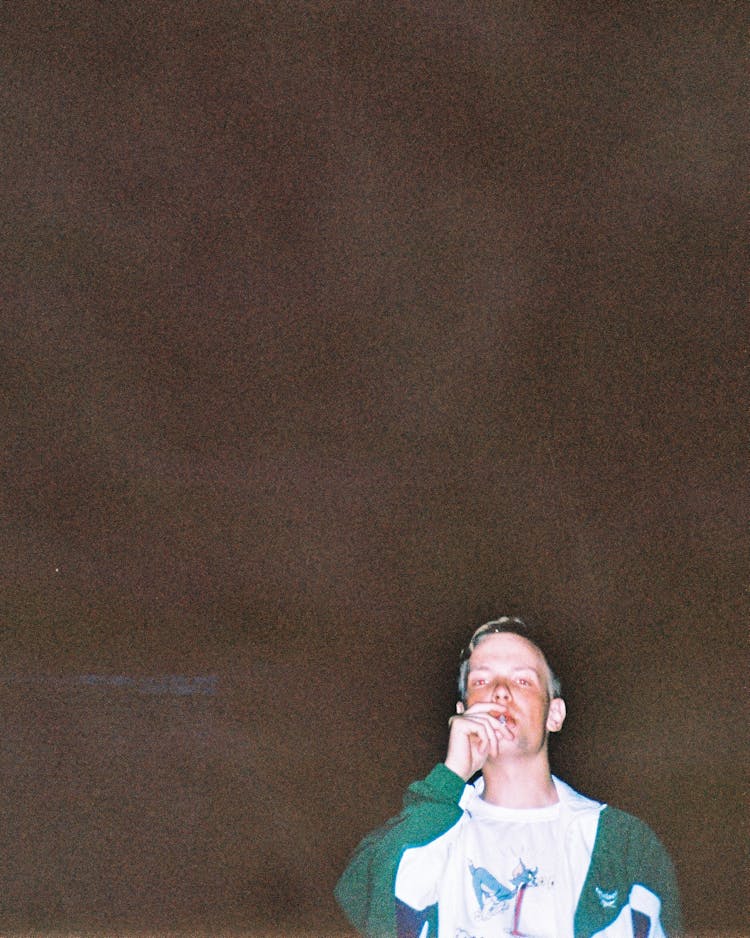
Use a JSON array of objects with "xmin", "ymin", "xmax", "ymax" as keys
[{"xmin": 457, "ymin": 616, "xmax": 562, "ymax": 702}]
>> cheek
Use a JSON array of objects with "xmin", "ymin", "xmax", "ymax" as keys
[{"xmin": 527, "ymin": 695, "xmax": 550, "ymax": 721}]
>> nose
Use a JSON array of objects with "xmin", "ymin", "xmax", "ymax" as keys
[{"xmin": 492, "ymin": 680, "xmax": 511, "ymax": 701}]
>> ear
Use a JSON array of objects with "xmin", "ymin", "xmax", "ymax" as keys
[{"xmin": 546, "ymin": 697, "xmax": 566, "ymax": 733}]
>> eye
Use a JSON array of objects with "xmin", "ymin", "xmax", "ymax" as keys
[
  {"xmin": 471, "ymin": 678, "xmax": 487, "ymax": 687},
  {"xmin": 516, "ymin": 677, "xmax": 531, "ymax": 687}
]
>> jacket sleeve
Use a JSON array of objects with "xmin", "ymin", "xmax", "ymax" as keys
[
  {"xmin": 334, "ymin": 763, "xmax": 466, "ymax": 938},
  {"xmin": 633, "ymin": 818, "xmax": 682, "ymax": 937}
]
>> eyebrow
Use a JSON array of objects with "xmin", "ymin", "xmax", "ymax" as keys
[{"xmin": 469, "ymin": 665, "xmax": 541, "ymax": 676}]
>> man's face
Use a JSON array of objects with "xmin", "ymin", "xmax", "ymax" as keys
[{"xmin": 463, "ymin": 632, "xmax": 565, "ymax": 757}]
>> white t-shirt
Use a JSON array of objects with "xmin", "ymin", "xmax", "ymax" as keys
[{"xmin": 396, "ymin": 798, "xmax": 579, "ymax": 938}]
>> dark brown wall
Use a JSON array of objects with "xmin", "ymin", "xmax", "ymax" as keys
[{"xmin": 1, "ymin": 2, "xmax": 746, "ymax": 933}]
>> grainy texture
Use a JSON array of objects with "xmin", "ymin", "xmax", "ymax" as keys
[{"xmin": 0, "ymin": 1, "xmax": 745, "ymax": 935}]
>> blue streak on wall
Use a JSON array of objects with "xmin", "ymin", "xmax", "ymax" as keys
[{"xmin": 0, "ymin": 674, "xmax": 219, "ymax": 695}]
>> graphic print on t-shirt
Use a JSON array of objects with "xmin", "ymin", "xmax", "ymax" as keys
[
  {"xmin": 463, "ymin": 846, "xmax": 562, "ymax": 938},
  {"xmin": 469, "ymin": 858, "xmax": 538, "ymax": 919}
]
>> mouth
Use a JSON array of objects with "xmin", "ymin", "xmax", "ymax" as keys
[{"xmin": 490, "ymin": 709, "xmax": 513, "ymax": 726}]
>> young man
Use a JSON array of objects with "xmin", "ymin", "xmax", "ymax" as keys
[{"xmin": 335, "ymin": 617, "xmax": 682, "ymax": 938}]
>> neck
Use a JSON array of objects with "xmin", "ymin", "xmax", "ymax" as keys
[{"xmin": 480, "ymin": 754, "xmax": 558, "ymax": 808}]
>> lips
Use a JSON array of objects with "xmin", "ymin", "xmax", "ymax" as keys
[{"xmin": 490, "ymin": 709, "xmax": 514, "ymax": 727}]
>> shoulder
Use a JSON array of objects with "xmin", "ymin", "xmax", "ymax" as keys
[
  {"xmin": 598, "ymin": 805, "xmax": 665, "ymax": 845},
  {"xmin": 594, "ymin": 804, "xmax": 677, "ymax": 878},
  {"xmin": 552, "ymin": 778, "xmax": 666, "ymax": 850}
]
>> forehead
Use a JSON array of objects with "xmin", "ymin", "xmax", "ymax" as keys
[{"xmin": 468, "ymin": 632, "xmax": 548, "ymax": 675}]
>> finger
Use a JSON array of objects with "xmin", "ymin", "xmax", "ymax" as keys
[
  {"xmin": 486, "ymin": 726, "xmax": 499, "ymax": 759},
  {"xmin": 472, "ymin": 720, "xmax": 497, "ymax": 759},
  {"xmin": 468, "ymin": 714, "xmax": 512, "ymax": 751}
]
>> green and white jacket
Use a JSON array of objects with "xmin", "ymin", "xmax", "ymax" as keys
[{"xmin": 335, "ymin": 764, "xmax": 682, "ymax": 938}]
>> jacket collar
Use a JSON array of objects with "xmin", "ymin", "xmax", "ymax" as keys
[{"xmin": 552, "ymin": 775, "xmax": 605, "ymax": 816}]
